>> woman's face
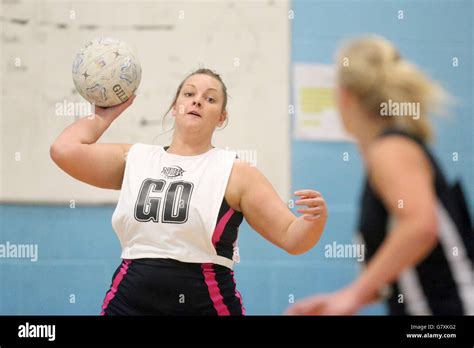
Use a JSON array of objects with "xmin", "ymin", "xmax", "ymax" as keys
[
  {"xmin": 335, "ymin": 82, "xmax": 354, "ymax": 135},
  {"xmin": 172, "ymin": 74, "xmax": 227, "ymax": 135}
]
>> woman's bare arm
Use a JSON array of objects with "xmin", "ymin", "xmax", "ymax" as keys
[
  {"xmin": 230, "ymin": 162, "xmax": 327, "ymax": 255},
  {"xmin": 350, "ymin": 136, "xmax": 438, "ymax": 304},
  {"xmin": 50, "ymin": 96, "xmax": 135, "ymax": 190}
]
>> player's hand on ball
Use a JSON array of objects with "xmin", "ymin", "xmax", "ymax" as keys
[
  {"xmin": 94, "ymin": 94, "xmax": 136, "ymax": 120},
  {"xmin": 294, "ymin": 189, "xmax": 327, "ymax": 222}
]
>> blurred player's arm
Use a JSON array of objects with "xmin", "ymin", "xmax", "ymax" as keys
[
  {"xmin": 49, "ymin": 96, "xmax": 135, "ymax": 190},
  {"xmin": 351, "ymin": 136, "xmax": 438, "ymax": 305}
]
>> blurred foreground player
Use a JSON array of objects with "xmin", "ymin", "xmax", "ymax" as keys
[{"xmin": 287, "ymin": 36, "xmax": 473, "ymax": 315}]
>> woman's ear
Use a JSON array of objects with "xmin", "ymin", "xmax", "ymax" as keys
[{"xmin": 217, "ymin": 111, "xmax": 227, "ymax": 127}]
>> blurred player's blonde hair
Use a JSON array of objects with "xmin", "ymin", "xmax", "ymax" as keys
[{"xmin": 336, "ymin": 35, "xmax": 450, "ymax": 142}]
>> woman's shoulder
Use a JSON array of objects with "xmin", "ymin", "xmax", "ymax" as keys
[
  {"xmin": 124, "ymin": 143, "xmax": 164, "ymax": 161},
  {"xmin": 367, "ymin": 133, "xmax": 435, "ymax": 192},
  {"xmin": 369, "ymin": 133, "xmax": 428, "ymax": 163},
  {"xmin": 226, "ymin": 160, "xmax": 260, "ymax": 210}
]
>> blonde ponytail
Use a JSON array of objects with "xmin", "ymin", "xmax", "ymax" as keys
[{"xmin": 337, "ymin": 35, "xmax": 450, "ymax": 142}]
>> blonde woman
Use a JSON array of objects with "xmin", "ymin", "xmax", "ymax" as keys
[
  {"xmin": 50, "ymin": 68, "xmax": 328, "ymax": 315},
  {"xmin": 287, "ymin": 36, "xmax": 473, "ymax": 315}
]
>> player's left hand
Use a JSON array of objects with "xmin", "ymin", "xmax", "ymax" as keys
[{"xmin": 294, "ymin": 189, "xmax": 328, "ymax": 222}]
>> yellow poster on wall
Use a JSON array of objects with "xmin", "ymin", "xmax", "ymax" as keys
[{"xmin": 293, "ymin": 63, "xmax": 353, "ymax": 141}]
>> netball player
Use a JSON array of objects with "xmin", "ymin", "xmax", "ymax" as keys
[
  {"xmin": 50, "ymin": 68, "xmax": 328, "ymax": 315},
  {"xmin": 286, "ymin": 36, "xmax": 473, "ymax": 315}
]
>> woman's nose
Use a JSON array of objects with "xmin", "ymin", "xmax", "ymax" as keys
[{"xmin": 192, "ymin": 100, "xmax": 202, "ymax": 107}]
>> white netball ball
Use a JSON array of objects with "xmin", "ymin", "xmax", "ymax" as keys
[{"xmin": 72, "ymin": 37, "xmax": 142, "ymax": 107}]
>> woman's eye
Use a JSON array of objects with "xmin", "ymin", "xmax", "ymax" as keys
[
  {"xmin": 207, "ymin": 97, "xmax": 215, "ymax": 103},
  {"xmin": 184, "ymin": 92, "xmax": 193, "ymax": 97}
]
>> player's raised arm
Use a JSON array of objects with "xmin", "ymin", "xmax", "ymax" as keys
[{"xmin": 49, "ymin": 96, "xmax": 135, "ymax": 190}]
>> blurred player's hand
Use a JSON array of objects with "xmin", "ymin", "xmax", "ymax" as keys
[{"xmin": 285, "ymin": 286, "xmax": 363, "ymax": 315}]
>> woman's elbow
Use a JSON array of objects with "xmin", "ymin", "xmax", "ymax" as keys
[
  {"xmin": 50, "ymin": 142, "xmax": 75, "ymax": 165},
  {"xmin": 422, "ymin": 217, "xmax": 439, "ymax": 247},
  {"xmin": 411, "ymin": 212, "xmax": 439, "ymax": 251},
  {"xmin": 285, "ymin": 238, "xmax": 320, "ymax": 256},
  {"xmin": 286, "ymin": 246, "xmax": 305, "ymax": 256},
  {"xmin": 284, "ymin": 222, "xmax": 325, "ymax": 255},
  {"xmin": 49, "ymin": 143, "xmax": 62, "ymax": 164}
]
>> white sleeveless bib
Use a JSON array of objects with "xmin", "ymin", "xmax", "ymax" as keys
[{"xmin": 111, "ymin": 144, "xmax": 237, "ymax": 269}]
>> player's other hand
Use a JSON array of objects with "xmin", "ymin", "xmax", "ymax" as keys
[{"xmin": 294, "ymin": 189, "xmax": 328, "ymax": 222}]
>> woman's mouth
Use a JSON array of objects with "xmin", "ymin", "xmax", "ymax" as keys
[{"xmin": 187, "ymin": 110, "xmax": 201, "ymax": 117}]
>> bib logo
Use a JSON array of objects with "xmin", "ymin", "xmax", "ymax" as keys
[{"xmin": 161, "ymin": 166, "xmax": 185, "ymax": 179}]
